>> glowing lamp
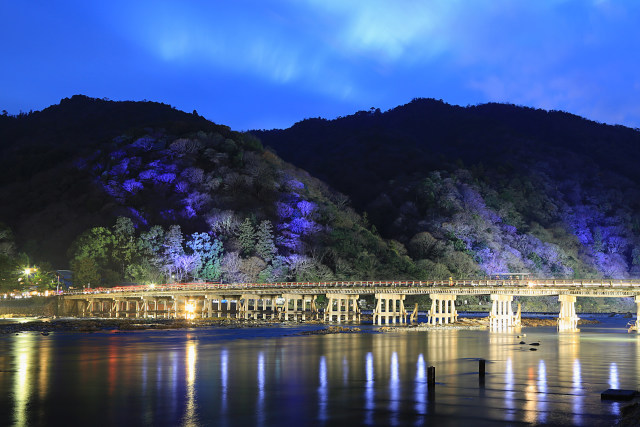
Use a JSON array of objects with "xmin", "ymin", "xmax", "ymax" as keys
[{"xmin": 185, "ymin": 301, "xmax": 196, "ymax": 320}]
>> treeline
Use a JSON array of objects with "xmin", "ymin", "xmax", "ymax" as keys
[{"xmin": 256, "ymin": 98, "xmax": 640, "ymax": 279}]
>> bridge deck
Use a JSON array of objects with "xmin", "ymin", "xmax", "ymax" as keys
[{"xmin": 63, "ymin": 279, "xmax": 640, "ymax": 299}]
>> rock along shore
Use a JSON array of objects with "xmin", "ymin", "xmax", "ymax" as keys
[{"xmin": 0, "ymin": 315, "xmax": 600, "ymax": 335}]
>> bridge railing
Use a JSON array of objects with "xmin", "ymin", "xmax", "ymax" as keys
[{"xmin": 61, "ymin": 278, "xmax": 640, "ymax": 296}]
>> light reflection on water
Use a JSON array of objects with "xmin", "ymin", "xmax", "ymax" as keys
[
  {"xmin": 318, "ymin": 355, "xmax": 327, "ymax": 422},
  {"xmin": 364, "ymin": 351, "xmax": 374, "ymax": 425},
  {"xmin": 0, "ymin": 325, "xmax": 637, "ymax": 426},
  {"xmin": 389, "ymin": 352, "xmax": 400, "ymax": 426}
]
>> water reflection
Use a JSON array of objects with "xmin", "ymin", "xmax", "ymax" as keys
[
  {"xmin": 523, "ymin": 366, "xmax": 537, "ymax": 424},
  {"xmin": 13, "ymin": 334, "xmax": 34, "ymax": 427},
  {"xmin": 504, "ymin": 357, "xmax": 515, "ymax": 421},
  {"xmin": 221, "ymin": 349, "xmax": 228, "ymax": 413},
  {"xmin": 414, "ymin": 353, "xmax": 426, "ymax": 422},
  {"xmin": 537, "ymin": 360, "xmax": 547, "ymax": 423},
  {"xmin": 182, "ymin": 339, "xmax": 197, "ymax": 427},
  {"xmin": 258, "ymin": 352, "xmax": 266, "ymax": 426},
  {"xmin": 318, "ymin": 356, "xmax": 327, "ymax": 422},
  {"xmin": 0, "ymin": 325, "xmax": 636, "ymax": 426},
  {"xmin": 572, "ymin": 359, "xmax": 583, "ymax": 425},
  {"xmin": 365, "ymin": 352, "xmax": 374, "ymax": 425},
  {"xmin": 342, "ymin": 356, "xmax": 348, "ymax": 385},
  {"xmin": 609, "ymin": 362, "xmax": 619, "ymax": 389},
  {"xmin": 389, "ymin": 352, "xmax": 400, "ymax": 425}
]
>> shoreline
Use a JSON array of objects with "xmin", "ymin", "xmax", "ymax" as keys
[{"xmin": 0, "ymin": 315, "xmax": 600, "ymax": 335}]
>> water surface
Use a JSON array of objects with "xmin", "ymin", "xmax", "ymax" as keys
[{"xmin": 0, "ymin": 317, "xmax": 637, "ymax": 426}]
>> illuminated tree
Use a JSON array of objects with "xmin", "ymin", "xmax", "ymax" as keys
[
  {"xmin": 186, "ymin": 232, "xmax": 224, "ymax": 281},
  {"xmin": 71, "ymin": 257, "xmax": 101, "ymax": 288},
  {"xmin": 255, "ymin": 220, "xmax": 277, "ymax": 261},
  {"xmin": 237, "ymin": 218, "xmax": 255, "ymax": 257}
]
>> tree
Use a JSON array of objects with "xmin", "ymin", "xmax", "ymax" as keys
[
  {"xmin": 0, "ymin": 254, "xmax": 19, "ymax": 291},
  {"xmin": 237, "ymin": 218, "xmax": 255, "ymax": 257},
  {"xmin": 186, "ymin": 232, "xmax": 224, "ymax": 281},
  {"xmin": 162, "ymin": 225, "xmax": 184, "ymax": 280},
  {"xmin": 69, "ymin": 227, "xmax": 114, "ymax": 263},
  {"xmin": 112, "ymin": 217, "xmax": 137, "ymax": 275},
  {"xmin": 255, "ymin": 220, "xmax": 277, "ymax": 261},
  {"xmin": 220, "ymin": 252, "xmax": 246, "ymax": 283},
  {"xmin": 408, "ymin": 232, "xmax": 441, "ymax": 260},
  {"xmin": 71, "ymin": 257, "xmax": 101, "ymax": 288}
]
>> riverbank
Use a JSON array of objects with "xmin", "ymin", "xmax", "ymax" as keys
[
  {"xmin": 379, "ymin": 316, "xmax": 600, "ymax": 332},
  {"xmin": 0, "ymin": 315, "xmax": 602, "ymax": 335},
  {"xmin": 0, "ymin": 317, "xmax": 287, "ymax": 335}
]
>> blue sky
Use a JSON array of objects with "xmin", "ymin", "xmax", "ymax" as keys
[{"xmin": 1, "ymin": 1, "xmax": 639, "ymax": 130}]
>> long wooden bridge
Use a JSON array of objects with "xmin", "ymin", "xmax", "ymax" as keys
[{"xmin": 61, "ymin": 279, "xmax": 640, "ymax": 332}]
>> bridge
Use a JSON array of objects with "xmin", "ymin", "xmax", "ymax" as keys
[{"xmin": 60, "ymin": 279, "xmax": 640, "ymax": 332}]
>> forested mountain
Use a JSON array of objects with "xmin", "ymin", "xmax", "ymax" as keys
[
  {"xmin": 3, "ymin": 95, "xmax": 640, "ymax": 292},
  {"xmin": 0, "ymin": 96, "xmax": 411, "ymax": 289},
  {"xmin": 256, "ymin": 98, "xmax": 640, "ymax": 279}
]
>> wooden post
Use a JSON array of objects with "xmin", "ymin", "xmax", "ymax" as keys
[{"xmin": 427, "ymin": 366, "xmax": 436, "ymax": 386}]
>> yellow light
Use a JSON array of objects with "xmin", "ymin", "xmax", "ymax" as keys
[
  {"xmin": 23, "ymin": 268, "xmax": 32, "ymax": 275},
  {"xmin": 149, "ymin": 283, "xmax": 155, "ymax": 289},
  {"xmin": 185, "ymin": 302, "xmax": 195, "ymax": 320}
]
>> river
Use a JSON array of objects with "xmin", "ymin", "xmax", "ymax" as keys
[{"xmin": 0, "ymin": 315, "xmax": 637, "ymax": 426}]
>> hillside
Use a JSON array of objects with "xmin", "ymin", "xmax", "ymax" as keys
[
  {"xmin": 255, "ymin": 98, "xmax": 640, "ymax": 279},
  {"xmin": 0, "ymin": 96, "xmax": 412, "ymax": 289}
]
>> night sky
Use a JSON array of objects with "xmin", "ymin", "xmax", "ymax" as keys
[{"xmin": 2, "ymin": 1, "xmax": 639, "ymax": 130}]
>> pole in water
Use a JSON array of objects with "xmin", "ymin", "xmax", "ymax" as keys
[
  {"xmin": 427, "ymin": 366, "xmax": 436, "ymax": 386},
  {"xmin": 427, "ymin": 365, "xmax": 436, "ymax": 401},
  {"xmin": 479, "ymin": 359, "xmax": 486, "ymax": 387}
]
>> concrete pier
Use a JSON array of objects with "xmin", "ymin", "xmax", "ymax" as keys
[
  {"xmin": 489, "ymin": 294, "xmax": 520, "ymax": 330},
  {"xmin": 427, "ymin": 294, "xmax": 457, "ymax": 325},
  {"xmin": 373, "ymin": 294, "xmax": 406, "ymax": 325},
  {"xmin": 281, "ymin": 294, "xmax": 318, "ymax": 321},
  {"xmin": 240, "ymin": 294, "xmax": 279, "ymax": 320},
  {"xmin": 558, "ymin": 295, "xmax": 579, "ymax": 332},
  {"xmin": 324, "ymin": 293, "xmax": 359, "ymax": 322}
]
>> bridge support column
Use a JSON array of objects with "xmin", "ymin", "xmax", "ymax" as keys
[
  {"xmin": 240, "ymin": 294, "xmax": 271, "ymax": 320},
  {"xmin": 558, "ymin": 295, "xmax": 579, "ymax": 332},
  {"xmin": 203, "ymin": 296, "xmax": 213, "ymax": 318},
  {"xmin": 489, "ymin": 295, "xmax": 518, "ymax": 330},
  {"xmin": 635, "ymin": 296, "xmax": 640, "ymax": 333},
  {"xmin": 324, "ymin": 294, "xmax": 359, "ymax": 323},
  {"xmin": 428, "ymin": 294, "xmax": 457, "ymax": 325},
  {"xmin": 373, "ymin": 294, "xmax": 406, "ymax": 325},
  {"xmin": 280, "ymin": 294, "xmax": 319, "ymax": 321}
]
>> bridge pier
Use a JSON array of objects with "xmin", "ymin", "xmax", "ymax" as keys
[
  {"xmin": 558, "ymin": 295, "xmax": 579, "ymax": 332},
  {"xmin": 428, "ymin": 294, "xmax": 457, "ymax": 325},
  {"xmin": 208, "ymin": 296, "xmax": 228, "ymax": 317},
  {"xmin": 324, "ymin": 293, "xmax": 359, "ymax": 323},
  {"xmin": 239, "ymin": 294, "xmax": 279, "ymax": 320},
  {"xmin": 281, "ymin": 294, "xmax": 318, "ymax": 321},
  {"xmin": 489, "ymin": 294, "xmax": 520, "ymax": 330},
  {"xmin": 635, "ymin": 296, "xmax": 640, "ymax": 333},
  {"xmin": 373, "ymin": 294, "xmax": 406, "ymax": 325}
]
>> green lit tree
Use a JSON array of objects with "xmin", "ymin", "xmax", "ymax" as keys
[
  {"xmin": 237, "ymin": 218, "xmax": 255, "ymax": 257},
  {"xmin": 255, "ymin": 220, "xmax": 277, "ymax": 261},
  {"xmin": 70, "ymin": 257, "xmax": 101, "ymax": 288}
]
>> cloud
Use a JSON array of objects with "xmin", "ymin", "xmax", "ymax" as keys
[{"xmin": 299, "ymin": 0, "xmax": 457, "ymax": 61}]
